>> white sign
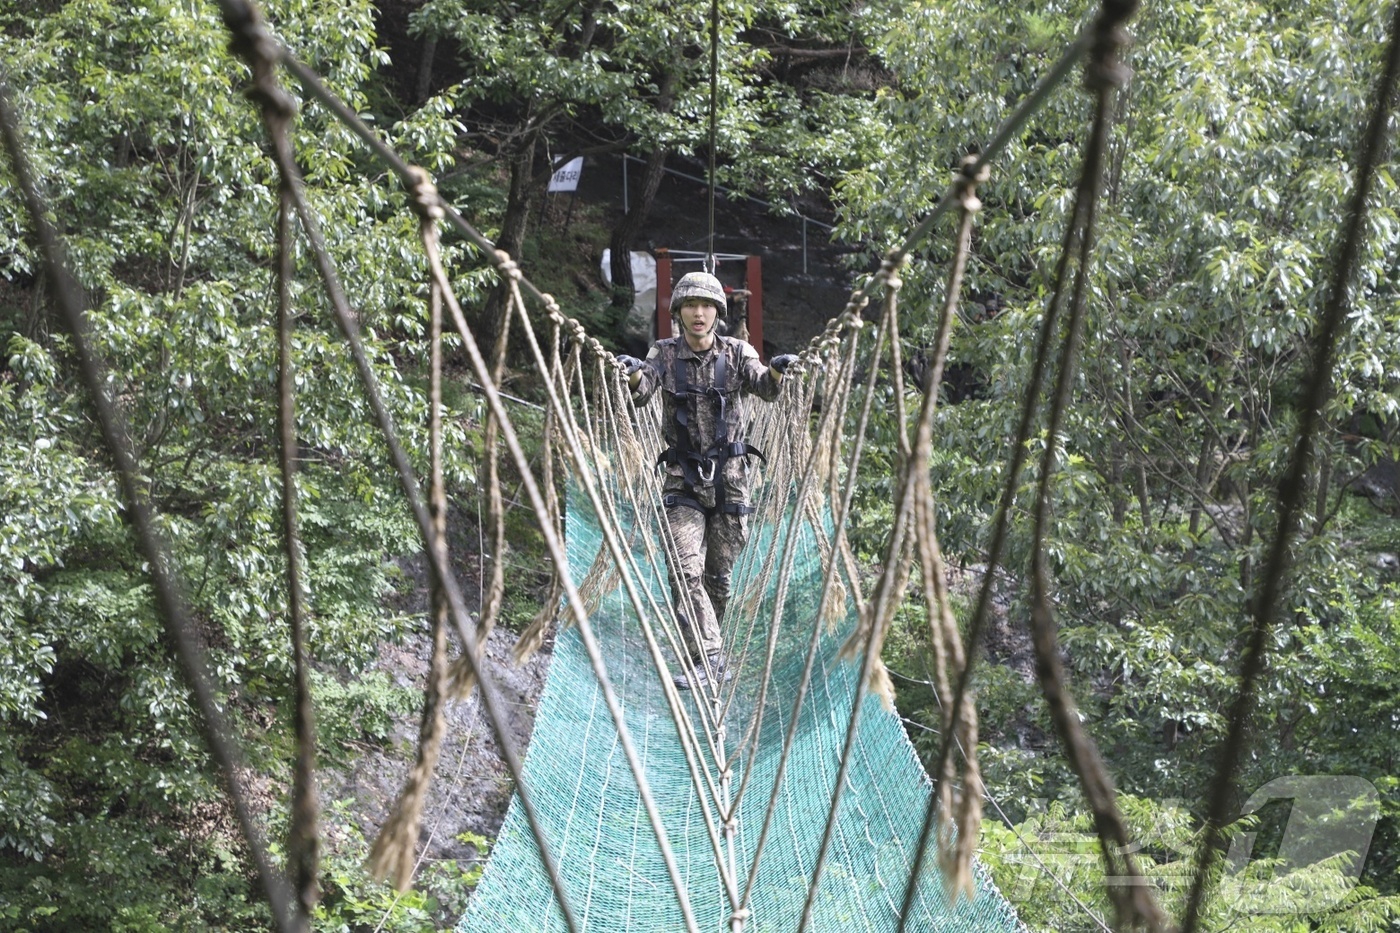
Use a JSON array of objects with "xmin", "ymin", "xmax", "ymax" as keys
[{"xmin": 548, "ymin": 157, "xmax": 584, "ymax": 192}]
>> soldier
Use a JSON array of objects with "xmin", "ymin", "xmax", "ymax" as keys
[{"xmin": 617, "ymin": 271, "xmax": 796, "ymax": 690}]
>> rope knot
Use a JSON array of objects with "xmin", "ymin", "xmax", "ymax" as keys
[
  {"xmin": 405, "ymin": 166, "xmax": 444, "ymax": 222},
  {"xmin": 1086, "ymin": 0, "xmax": 1138, "ymax": 91},
  {"xmin": 221, "ymin": 0, "xmax": 296, "ymax": 123},
  {"xmin": 539, "ymin": 293, "xmax": 562, "ymax": 318},
  {"xmin": 493, "ymin": 250, "xmax": 522, "ymax": 281},
  {"xmin": 959, "ymin": 154, "xmax": 991, "ymax": 187},
  {"xmin": 954, "ymin": 154, "xmax": 989, "ymax": 214}
]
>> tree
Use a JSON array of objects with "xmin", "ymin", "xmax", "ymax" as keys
[
  {"xmin": 838, "ymin": 0, "xmax": 1400, "ymax": 923},
  {"xmin": 1, "ymin": 0, "xmax": 478, "ymax": 924}
]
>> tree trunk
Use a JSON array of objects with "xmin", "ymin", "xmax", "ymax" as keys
[
  {"xmin": 608, "ymin": 146, "xmax": 668, "ymax": 309},
  {"xmin": 1109, "ymin": 454, "xmax": 1128, "ymax": 526},
  {"xmin": 607, "ymin": 72, "xmax": 676, "ymax": 312},
  {"xmin": 415, "ymin": 37, "xmax": 437, "ymax": 103},
  {"xmin": 477, "ymin": 132, "xmax": 541, "ymax": 362},
  {"xmin": 1188, "ymin": 432, "xmax": 1214, "ymax": 538}
]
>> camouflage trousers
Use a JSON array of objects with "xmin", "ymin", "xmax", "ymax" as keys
[{"xmin": 663, "ymin": 501, "xmax": 749, "ymax": 660}]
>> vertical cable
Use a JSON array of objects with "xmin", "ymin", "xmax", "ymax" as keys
[
  {"xmin": 277, "ymin": 179, "xmax": 320, "ymax": 928},
  {"xmin": 706, "ymin": 0, "xmax": 720, "ymax": 272}
]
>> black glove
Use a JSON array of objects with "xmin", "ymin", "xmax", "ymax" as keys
[
  {"xmin": 769, "ymin": 353, "xmax": 798, "ymax": 374},
  {"xmin": 616, "ymin": 354, "xmax": 644, "ymax": 375}
]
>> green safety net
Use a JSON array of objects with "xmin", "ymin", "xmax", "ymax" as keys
[{"xmin": 459, "ymin": 486, "xmax": 1026, "ymax": 932}]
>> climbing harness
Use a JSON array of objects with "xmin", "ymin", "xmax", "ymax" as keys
[{"xmin": 656, "ymin": 342, "xmax": 766, "ymax": 517}]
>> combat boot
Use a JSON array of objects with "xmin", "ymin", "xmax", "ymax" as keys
[{"xmin": 673, "ymin": 652, "xmax": 732, "ymax": 690}]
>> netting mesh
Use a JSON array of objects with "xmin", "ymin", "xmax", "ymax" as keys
[{"xmin": 459, "ymin": 487, "xmax": 1025, "ymax": 932}]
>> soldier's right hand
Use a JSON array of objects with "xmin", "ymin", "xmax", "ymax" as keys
[{"xmin": 616, "ymin": 354, "xmax": 644, "ymax": 375}]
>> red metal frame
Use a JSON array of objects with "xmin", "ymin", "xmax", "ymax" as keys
[
  {"xmin": 655, "ymin": 249, "xmax": 673, "ymax": 340},
  {"xmin": 746, "ymin": 254, "xmax": 764, "ymax": 360}
]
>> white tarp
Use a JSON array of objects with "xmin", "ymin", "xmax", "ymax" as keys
[{"xmin": 602, "ymin": 249, "xmax": 659, "ymax": 347}]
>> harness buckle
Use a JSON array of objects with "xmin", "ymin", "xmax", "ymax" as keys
[{"xmin": 697, "ymin": 458, "xmax": 717, "ymax": 484}]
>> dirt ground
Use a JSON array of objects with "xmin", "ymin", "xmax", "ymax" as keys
[
  {"xmin": 322, "ymin": 622, "xmax": 552, "ymax": 866},
  {"xmin": 316, "ymin": 494, "xmax": 554, "ymax": 869}
]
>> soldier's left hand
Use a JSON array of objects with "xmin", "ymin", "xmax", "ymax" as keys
[{"xmin": 769, "ymin": 354, "xmax": 799, "ymax": 375}]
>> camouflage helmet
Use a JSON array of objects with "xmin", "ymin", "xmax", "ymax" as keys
[{"xmin": 669, "ymin": 271, "xmax": 727, "ymax": 314}]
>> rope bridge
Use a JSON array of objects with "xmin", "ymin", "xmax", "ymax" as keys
[
  {"xmin": 2, "ymin": 0, "xmax": 1397, "ymax": 931},
  {"xmin": 461, "ymin": 486, "xmax": 1020, "ymax": 932}
]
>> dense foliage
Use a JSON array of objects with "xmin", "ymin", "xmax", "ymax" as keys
[
  {"xmin": 3, "ymin": 0, "xmax": 1398, "ymax": 930},
  {"xmin": 0, "ymin": 0, "xmax": 488, "ymax": 927},
  {"xmin": 837, "ymin": 0, "xmax": 1400, "ymax": 927}
]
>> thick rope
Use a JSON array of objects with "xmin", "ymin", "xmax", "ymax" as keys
[
  {"xmin": 368, "ymin": 170, "xmax": 453, "ymax": 892},
  {"xmin": 276, "ymin": 180, "xmax": 320, "ymax": 922},
  {"xmin": 1019, "ymin": 6, "xmax": 1168, "ymax": 929},
  {"xmin": 518, "ymin": 314, "xmax": 566, "ymax": 659},
  {"xmin": 915, "ymin": 156, "xmax": 987, "ymax": 905},
  {"xmin": 23, "ymin": 1, "xmax": 1390, "ymax": 931},
  {"xmin": 446, "ymin": 232, "xmax": 511, "ymax": 701}
]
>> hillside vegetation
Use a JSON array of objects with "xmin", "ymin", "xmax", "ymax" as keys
[{"xmin": 2, "ymin": 0, "xmax": 1398, "ymax": 931}]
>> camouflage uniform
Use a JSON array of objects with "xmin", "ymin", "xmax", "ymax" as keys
[{"xmin": 633, "ymin": 335, "xmax": 782, "ymax": 661}]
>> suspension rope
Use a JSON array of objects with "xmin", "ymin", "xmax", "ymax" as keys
[
  {"xmin": 367, "ymin": 171, "xmax": 455, "ymax": 893},
  {"xmin": 706, "ymin": 0, "xmax": 720, "ymax": 272},
  {"xmin": 1019, "ymin": 4, "xmax": 1168, "ymax": 928},
  {"xmin": 1181, "ymin": 1, "xmax": 1400, "ymax": 928},
  {"xmin": 276, "ymin": 170, "xmax": 320, "ymax": 925},
  {"xmin": 899, "ymin": 155, "xmax": 989, "ymax": 917}
]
